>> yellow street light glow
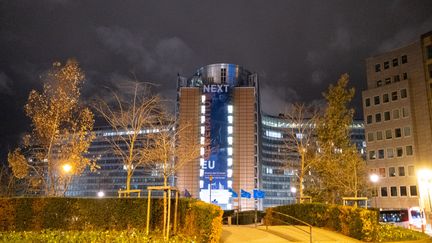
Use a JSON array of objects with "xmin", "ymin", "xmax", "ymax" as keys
[
  {"xmin": 62, "ymin": 164, "xmax": 72, "ymax": 173},
  {"xmin": 370, "ymin": 173, "xmax": 379, "ymax": 183}
]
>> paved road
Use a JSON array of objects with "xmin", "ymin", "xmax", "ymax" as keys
[{"xmin": 220, "ymin": 225, "xmax": 362, "ymax": 243}]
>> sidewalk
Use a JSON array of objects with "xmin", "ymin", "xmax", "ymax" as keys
[{"xmin": 220, "ymin": 225, "xmax": 361, "ymax": 243}]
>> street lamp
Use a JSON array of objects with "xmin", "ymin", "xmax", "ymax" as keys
[
  {"xmin": 291, "ymin": 186, "xmax": 297, "ymax": 204},
  {"xmin": 369, "ymin": 173, "xmax": 379, "ymax": 208},
  {"xmin": 62, "ymin": 163, "xmax": 72, "ymax": 173},
  {"xmin": 97, "ymin": 190, "xmax": 105, "ymax": 198},
  {"xmin": 417, "ymin": 169, "xmax": 432, "ymax": 232}
]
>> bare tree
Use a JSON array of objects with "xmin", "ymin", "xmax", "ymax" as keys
[
  {"xmin": 95, "ymin": 82, "xmax": 160, "ymax": 194},
  {"xmin": 282, "ymin": 103, "xmax": 319, "ymax": 203},
  {"xmin": 8, "ymin": 59, "xmax": 95, "ymax": 196},
  {"xmin": 141, "ymin": 111, "xmax": 201, "ymax": 239},
  {"xmin": 142, "ymin": 113, "xmax": 201, "ymax": 187}
]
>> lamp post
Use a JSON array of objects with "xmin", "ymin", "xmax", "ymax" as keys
[
  {"xmin": 369, "ymin": 173, "xmax": 379, "ymax": 208},
  {"xmin": 61, "ymin": 163, "xmax": 73, "ymax": 196}
]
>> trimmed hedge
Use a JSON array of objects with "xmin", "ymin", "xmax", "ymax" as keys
[
  {"xmin": 0, "ymin": 197, "xmax": 222, "ymax": 242},
  {"xmin": 0, "ymin": 229, "xmax": 194, "ymax": 242},
  {"xmin": 265, "ymin": 203, "xmax": 431, "ymax": 242},
  {"xmin": 265, "ymin": 203, "xmax": 378, "ymax": 241}
]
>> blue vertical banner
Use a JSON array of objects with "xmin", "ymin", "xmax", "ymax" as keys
[{"xmin": 199, "ymin": 83, "xmax": 232, "ymax": 208}]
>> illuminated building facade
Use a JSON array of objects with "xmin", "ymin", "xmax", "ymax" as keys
[
  {"xmin": 176, "ymin": 63, "xmax": 261, "ymax": 210},
  {"xmin": 260, "ymin": 115, "xmax": 365, "ymax": 208},
  {"xmin": 363, "ymin": 31, "xmax": 432, "ymax": 210}
]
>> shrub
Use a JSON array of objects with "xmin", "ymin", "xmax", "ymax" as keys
[
  {"xmin": 0, "ymin": 197, "xmax": 223, "ymax": 242},
  {"xmin": 265, "ymin": 203, "xmax": 431, "ymax": 242},
  {"xmin": 265, "ymin": 203, "xmax": 379, "ymax": 241},
  {"xmin": 0, "ymin": 229, "xmax": 194, "ymax": 242}
]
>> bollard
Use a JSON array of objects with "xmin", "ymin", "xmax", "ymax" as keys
[{"xmin": 228, "ymin": 216, "xmax": 232, "ymax": 226}]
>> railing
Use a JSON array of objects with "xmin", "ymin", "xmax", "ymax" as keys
[{"xmin": 265, "ymin": 210, "xmax": 312, "ymax": 243}]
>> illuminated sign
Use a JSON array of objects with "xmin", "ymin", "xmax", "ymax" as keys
[
  {"xmin": 199, "ymin": 86, "xmax": 232, "ymax": 209},
  {"xmin": 203, "ymin": 84, "xmax": 229, "ymax": 93}
]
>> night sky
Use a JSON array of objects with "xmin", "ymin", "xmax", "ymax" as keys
[{"xmin": 1, "ymin": 0, "xmax": 432, "ymax": 162}]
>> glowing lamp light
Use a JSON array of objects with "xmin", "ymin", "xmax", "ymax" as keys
[
  {"xmin": 290, "ymin": 187, "xmax": 297, "ymax": 193},
  {"xmin": 97, "ymin": 191, "xmax": 105, "ymax": 198},
  {"xmin": 370, "ymin": 174, "xmax": 379, "ymax": 183},
  {"xmin": 62, "ymin": 164, "xmax": 72, "ymax": 173}
]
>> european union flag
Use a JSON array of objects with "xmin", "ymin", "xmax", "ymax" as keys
[
  {"xmin": 240, "ymin": 189, "xmax": 251, "ymax": 198},
  {"xmin": 253, "ymin": 189, "xmax": 265, "ymax": 199},
  {"xmin": 228, "ymin": 188, "xmax": 238, "ymax": 198}
]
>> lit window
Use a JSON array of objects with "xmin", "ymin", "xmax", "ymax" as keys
[
  {"xmin": 200, "ymin": 126, "xmax": 205, "ymax": 135},
  {"xmin": 227, "ymin": 126, "xmax": 233, "ymax": 134},
  {"xmin": 200, "ymin": 136, "xmax": 205, "ymax": 145},
  {"xmin": 227, "ymin": 169, "xmax": 233, "ymax": 178},
  {"xmin": 200, "ymin": 147, "xmax": 205, "ymax": 156},
  {"xmin": 227, "ymin": 136, "xmax": 233, "ymax": 145},
  {"xmin": 199, "ymin": 180, "xmax": 204, "ymax": 188},
  {"xmin": 201, "ymin": 95, "xmax": 206, "ymax": 103},
  {"xmin": 228, "ymin": 115, "xmax": 233, "ymax": 124},
  {"xmin": 227, "ymin": 158, "xmax": 233, "ymax": 166},
  {"xmin": 227, "ymin": 180, "xmax": 232, "ymax": 188},
  {"xmin": 200, "ymin": 158, "xmax": 205, "ymax": 167},
  {"xmin": 201, "ymin": 105, "xmax": 205, "ymax": 114},
  {"xmin": 199, "ymin": 169, "xmax": 204, "ymax": 177},
  {"xmin": 227, "ymin": 105, "xmax": 233, "ymax": 114},
  {"xmin": 201, "ymin": 116, "xmax": 205, "ymax": 124},
  {"xmin": 266, "ymin": 130, "xmax": 282, "ymax": 138},
  {"xmin": 227, "ymin": 147, "xmax": 233, "ymax": 155}
]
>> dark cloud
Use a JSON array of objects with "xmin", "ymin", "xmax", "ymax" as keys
[
  {"xmin": 0, "ymin": 0, "xmax": 432, "ymax": 162},
  {"xmin": 0, "ymin": 72, "xmax": 13, "ymax": 95}
]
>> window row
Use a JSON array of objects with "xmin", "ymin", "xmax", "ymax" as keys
[
  {"xmin": 375, "ymin": 55, "xmax": 408, "ymax": 72},
  {"xmin": 379, "ymin": 185, "xmax": 417, "ymax": 197},
  {"xmin": 367, "ymin": 127, "xmax": 411, "ymax": 142},
  {"xmin": 368, "ymin": 146, "xmax": 413, "ymax": 160},
  {"xmin": 366, "ymin": 107, "xmax": 410, "ymax": 124},
  {"xmin": 375, "ymin": 73, "xmax": 408, "ymax": 88},
  {"xmin": 365, "ymin": 88, "xmax": 408, "ymax": 107},
  {"xmin": 373, "ymin": 165, "xmax": 415, "ymax": 178}
]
